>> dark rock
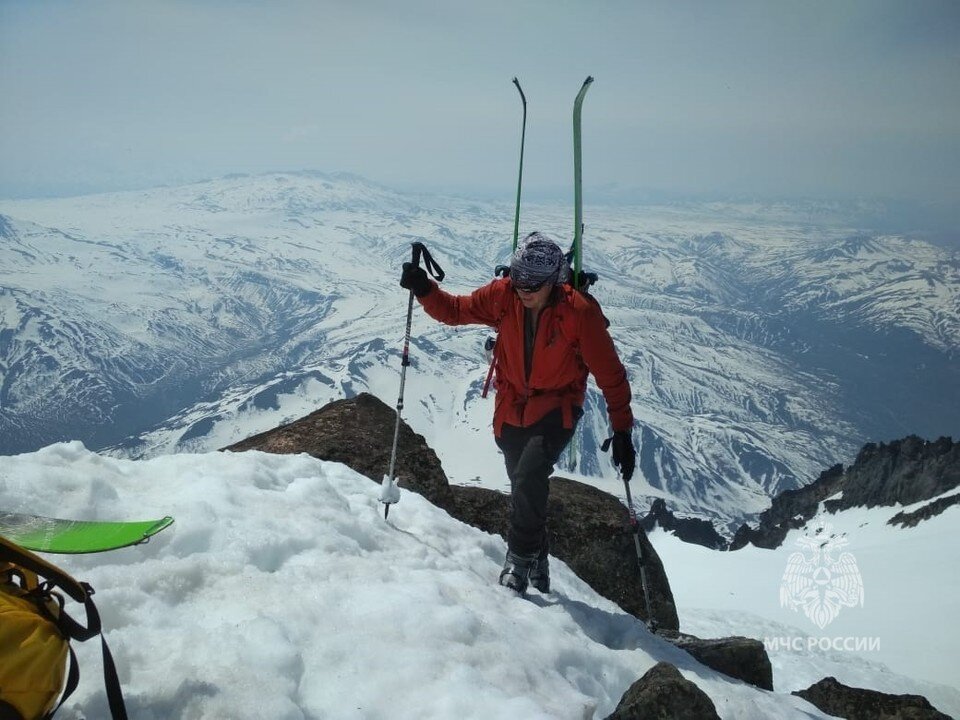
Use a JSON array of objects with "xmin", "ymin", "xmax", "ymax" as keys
[
  {"xmin": 223, "ymin": 392, "xmax": 456, "ymax": 513},
  {"xmin": 734, "ymin": 436, "xmax": 959, "ymax": 550},
  {"xmin": 888, "ymin": 493, "xmax": 960, "ymax": 528},
  {"xmin": 730, "ymin": 517, "xmax": 797, "ymax": 551},
  {"xmin": 227, "ymin": 393, "xmax": 679, "ymax": 631},
  {"xmin": 452, "ymin": 478, "xmax": 679, "ymax": 632},
  {"xmin": 660, "ymin": 632, "xmax": 773, "ymax": 690},
  {"xmin": 765, "ymin": 463, "xmax": 846, "ymax": 526},
  {"xmin": 830, "ymin": 436, "xmax": 959, "ymax": 511},
  {"xmin": 605, "ymin": 662, "xmax": 720, "ymax": 720},
  {"xmin": 793, "ymin": 676, "xmax": 953, "ymax": 719},
  {"xmin": 730, "ymin": 464, "xmax": 844, "ymax": 551},
  {"xmin": 640, "ymin": 498, "xmax": 729, "ymax": 550}
]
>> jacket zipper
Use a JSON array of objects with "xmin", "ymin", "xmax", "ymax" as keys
[{"xmin": 520, "ymin": 306, "xmax": 549, "ymax": 425}]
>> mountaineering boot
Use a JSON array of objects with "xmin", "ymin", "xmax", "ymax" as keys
[
  {"xmin": 529, "ymin": 553, "xmax": 550, "ymax": 593},
  {"xmin": 499, "ymin": 551, "xmax": 537, "ymax": 593}
]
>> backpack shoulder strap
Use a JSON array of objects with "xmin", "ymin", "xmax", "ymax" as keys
[
  {"xmin": 0, "ymin": 535, "xmax": 85, "ymax": 602},
  {"xmin": 554, "ymin": 285, "xmax": 610, "ymax": 347},
  {"xmin": 481, "ymin": 293, "xmax": 511, "ymax": 399}
]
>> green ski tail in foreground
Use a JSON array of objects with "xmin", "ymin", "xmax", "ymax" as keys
[{"xmin": 0, "ymin": 512, "xmax": 174, "ymax": 554}]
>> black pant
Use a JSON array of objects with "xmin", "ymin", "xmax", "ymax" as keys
[{"xmin": 495, "ymin": 409, "xmax": 579, "ymax": 557}]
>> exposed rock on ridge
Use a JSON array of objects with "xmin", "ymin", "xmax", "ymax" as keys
[
  {"xmin": 605, "ymin": 662, "xmax": 720, "ymax": 720},
  {"xmin": 826, "ymin": 435, "xmax": 959, "ymax": 511},
  {"xmin": 659, "ymin": 632, "xmax": 773, "ymax": 691},
  {"xmin": 730, "ymin": 463, "xmax": 844, "ymax": 550},
  {"xmin": 732, "ymin": 436, "xmax": 958, "ymax": 550},
  {"xmin": 454, "ymin": 479, "xmax": 679, "ymax": 631},
  {"xmin": 792, "ymin": 676, "xmax": 953, "ymax": 720},
  {"xmin": 640, "ymin": 498, "xmax": 730, "ymax": 550},
  {"xmin": 226, "ymin": 392, "xmax": 456, "ymax": 513},
  {"xmin": 888, "ymin": 493, "xmax": 960, "ymax": 528}
]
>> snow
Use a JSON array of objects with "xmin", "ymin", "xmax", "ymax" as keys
[
  {"xmin": 650, "ymin": 498, "xmax": 960, "ymax": 717},
  {"xmin": 1, "ymin": 442, "xmax": 842, "ymax": 719}
]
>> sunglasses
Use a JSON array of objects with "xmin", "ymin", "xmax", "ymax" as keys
[{"xmin": 514, "ymin": 280, "xmax": 548, "ymax": 293}]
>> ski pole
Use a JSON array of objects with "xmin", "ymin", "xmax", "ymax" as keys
[
  {"xmin": 381, "ymin": 242, "xmax": 444, "ymax": 519},
  {"xmin": 621, "ymin": 476, "xmax": 656, "ymax": 631}
]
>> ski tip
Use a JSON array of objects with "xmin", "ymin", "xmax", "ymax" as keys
[
  {"xmin": 512, "ymin": 78, "xmax": 526, "ymax": 104},
  {"xmin": 147, "ymin": 516, "xmax": 175, "ymax": 534}
]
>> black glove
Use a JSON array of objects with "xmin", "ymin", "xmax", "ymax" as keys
[
  {"xmin": 400, "ymin": 262, "xmax": 433, "ymax": 298},
  {"xmin": 601, "ymin": 430, "xmax": 636, "ymax": 481}
]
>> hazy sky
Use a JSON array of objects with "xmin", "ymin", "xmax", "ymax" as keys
[{"xmin": 1, "ymin": 0, "xmax": 958, "ymax": 204}]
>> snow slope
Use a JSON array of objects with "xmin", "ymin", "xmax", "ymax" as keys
[
  {"xmin": 0, "ymin": 443, "xmax": 842, "ymax": 720},
  {"xmin": 651, "ymin": 497, "xmax": 960, "ymax": 717}
]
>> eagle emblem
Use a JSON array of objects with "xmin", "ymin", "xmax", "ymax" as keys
[{"xmin": 780, "ymin": 520, "xmax": 864, "ymax": 629}]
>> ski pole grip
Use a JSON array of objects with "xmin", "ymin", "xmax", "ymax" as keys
[{"xmin": 410, "ymin": 241, "xmax": 445, "ymax": 282}]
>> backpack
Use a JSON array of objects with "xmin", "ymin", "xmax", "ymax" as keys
[{"xmin": 0, "ymin": 535, "xmax": 127, "ymax": 720}]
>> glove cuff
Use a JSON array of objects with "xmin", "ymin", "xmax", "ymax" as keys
[{"xmin": 413, "ymin": 280, "xmax": 434, "ymax": 298}]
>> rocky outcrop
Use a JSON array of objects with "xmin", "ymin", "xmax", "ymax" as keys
[
  {"xmin": 605, "ymin": 662, "xmax": 720, "ymax": 720},
  {"xmin": 225, "ymin": 392, "xmax": 678, "ymax": 630},
  {"xmin": 792, "ymin": 676, "xmax": 953, "ymax": 719},
  {"xmin": 640, "ymin": 498, "xmax": 729, "ymax": 550},
  {"xmin": 733, "ymin": 436, "xmax": 959, "ymax": 550},
  {"xmin": 660, "ymin": 632, "xmax": 773, "ymax": 690},
  {"xmin": 888, "ymin": 493, "xmax": 960, "ymax": 528},
  {"xmin": 455, "ymin": 479, "xmax": 679, "ymax": 631},
  {"xmin": 225, "ymin": 392, "xmax": 456, "ymax": 513},
  {"xmin": 827, "ymin": 436, "xmax": 959, "ymax": 512},
  {"xmin": 730, "ymin": 463, "xmax": 844, "ymax": 550}
]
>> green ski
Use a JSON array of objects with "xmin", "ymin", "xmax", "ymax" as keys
[
  {"xmin": 572, "ymin": 76, "xmax": 594, "ymax": 290},
  {"xmin": 565, "ymin": 76, "xmax": 594, "ymax": 472},
  {"xmin": 0, "ymin": 512, "xmax": 174, "ymax": 554},
  {"xmin": 484, "ymin": 77, "xmax": 529, "ymax": 397},
  {"xmin": 512, "ymin": 77, "xmax": 528, "ymax": 252}
]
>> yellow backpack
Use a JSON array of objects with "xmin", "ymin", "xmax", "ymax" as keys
[{"xmin": 0, "ymin": 535, "xmax": 127, "ymax": 720}]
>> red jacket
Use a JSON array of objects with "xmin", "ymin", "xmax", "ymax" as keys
[{"xmin": 419, "ymin": 278, "xmax": 633, "ymax": 436}]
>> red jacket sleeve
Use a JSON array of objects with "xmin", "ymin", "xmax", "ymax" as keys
[
  {"xmin": 577, "ymin": 300, "xmax": 634, "ymax": 432},
  {"xmin": 417, "ymin": 279, "xmax": 505, "ymax": 328}
]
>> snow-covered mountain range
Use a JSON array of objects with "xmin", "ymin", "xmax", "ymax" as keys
[{"xmin": 1, "ymin": 172, "xmax": 957, "ymax": 528}]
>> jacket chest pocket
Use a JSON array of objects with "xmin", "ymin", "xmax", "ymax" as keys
[{"xmin": 530, "ymin": 323, "xmax": 583, "ymax": 387}]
